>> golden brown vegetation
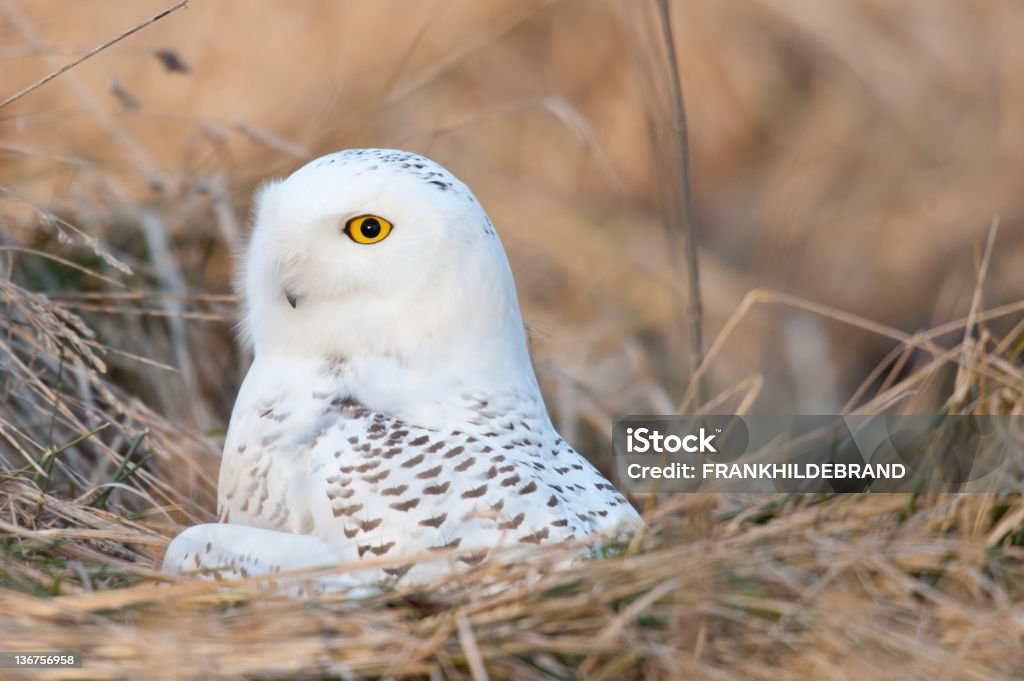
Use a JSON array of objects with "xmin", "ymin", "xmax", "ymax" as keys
[{"xmin": 1, "ymin": 1, "xmax": 1023, "ymax": 679}]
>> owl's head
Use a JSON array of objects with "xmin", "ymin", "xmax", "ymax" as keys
[{"xmin": 241, "ymin": 149, "xmax": 533, "ymax": 385}]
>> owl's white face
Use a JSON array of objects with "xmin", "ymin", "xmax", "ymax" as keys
[{"xmin": 241, "ymin": 149, "xmax": 533, "ymax": 389}]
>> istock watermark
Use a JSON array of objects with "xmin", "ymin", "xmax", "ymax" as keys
[
  {"xmin": 612, "ymin": 415, "xmax": 1024, "ymax": 493},
  {"xmin": 625, "ymin": 427, "xmax": 719, "ymax": 454}
]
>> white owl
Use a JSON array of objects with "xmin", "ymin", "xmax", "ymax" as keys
[{"xmin": 163, "ymin": 149, "xmax": 641, "ymax": 588}]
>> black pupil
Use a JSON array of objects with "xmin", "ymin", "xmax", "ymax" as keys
[{"xmin": 360, "ymin": 217, "xmax": 381, "ymax": 239}]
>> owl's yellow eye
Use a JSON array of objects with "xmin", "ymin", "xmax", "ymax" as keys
[{"xmin": 344, "ymin": 214, "xmax": 393, "ymax": 244}]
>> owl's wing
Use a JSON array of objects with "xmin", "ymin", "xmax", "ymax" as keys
[
  {"xmin": 178, "ymin": 386, "xmax": 638, "ymax": 590},
  {"xmin": 302, "ymin": 394, "xmax": 639, "ymax": 583}
]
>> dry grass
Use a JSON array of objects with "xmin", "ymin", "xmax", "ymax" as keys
[
  {"xmin": 2, "ymin": 1, "xmax": 1024, "ymax": 679},
  {"xmin": 3, "ymin": 456, "xmax": 1024, "ymax": 679}
]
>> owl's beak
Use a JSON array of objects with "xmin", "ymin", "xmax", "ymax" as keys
[{"xmin": 284, "ymin": 289, "xmax": 299, "ymax": 309}]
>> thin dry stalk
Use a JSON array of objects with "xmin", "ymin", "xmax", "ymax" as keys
[
  {"xmin": 1, "ymin": 1, "xmax": 170, "ymax": 186},
  {"xmin": 0, "ymin": 1, "xmax": 188, "ymax": 110},
  {"xmin": 949, "ymin": 217, "xmax": 1000, "ymax": 407},
  {"xmin": 655, "ymin": 0, "xmax": 707, "ymax": 408}
]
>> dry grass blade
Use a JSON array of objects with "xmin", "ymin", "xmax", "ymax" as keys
[
  {"xmin": 655, "ymin": 0, "xmax": 707, "ymax": 407},
  {"xmin": 456, "ymin": 614, "xmax": 491, "ymax": 681},
  {"xmin": 949, "ymin": 217, "xmax": 1000, "ymax": 407}
]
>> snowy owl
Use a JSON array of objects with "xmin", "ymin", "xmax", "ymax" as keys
[{"xmin": 163, "ymin": 148, "xmax": 641, "ymax": 588}]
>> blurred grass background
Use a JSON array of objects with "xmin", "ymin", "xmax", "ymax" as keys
[
  {"xmin": 5, "ymin": 1, "xmax": 1023, "ymax": 431},
  {"xmin": 1, "ymin": 1, "xmax": 1023, "ymax": 679}
]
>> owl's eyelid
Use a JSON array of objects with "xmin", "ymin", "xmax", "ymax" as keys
[{"xmin": 343, "ymin": 213, "xmax": 386, "ymax": 229}]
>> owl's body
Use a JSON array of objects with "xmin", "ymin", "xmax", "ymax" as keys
[{"xmin": 163, "ymin": 149, "xmax": 639, "ymax": 587}]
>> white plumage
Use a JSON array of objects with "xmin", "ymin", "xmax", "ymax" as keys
[{"xmin": 163, "ymin": 149, "xmax": 640, "ymax": 588}]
